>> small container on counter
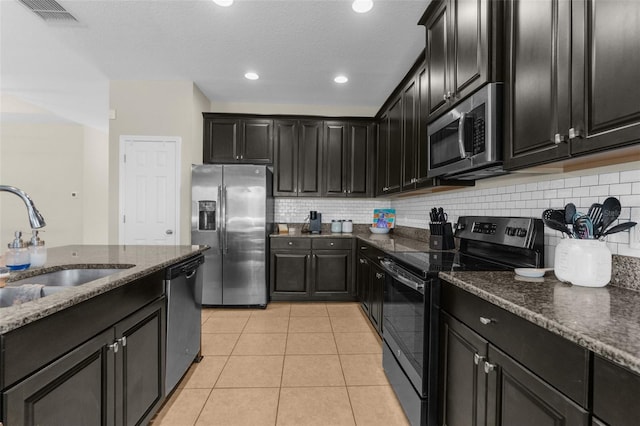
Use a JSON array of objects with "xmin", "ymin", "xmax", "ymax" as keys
[
  {"xmin": 342, "ymin": 220, "xmax": 353, "ymax": 233},
  {"xmin": 5, "ymin": 231, "xmax": 30, "ymax": 271},
  {"xmin": 554, "ymin": 238, "xmax": 612, "ymax": 287},
  {"xmin": 28, "ymin": 230, "xmax": 47, "ymax": 267},
  {"xmin": 331, "ymin": 220, "xmax": 342, "ymax": 233}
]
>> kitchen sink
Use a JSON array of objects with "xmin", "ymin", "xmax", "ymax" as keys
[
  {"xmin": 0, "ymin": 286, "xmax": 43, "ymax": 308},
  {"xmin": 7, "ymin": 266, "xmax": 134, "ymax": 288}
]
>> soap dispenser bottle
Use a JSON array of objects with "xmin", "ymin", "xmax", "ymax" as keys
[
  {"xmin": 28, "ymin": 230, "xmax": 46, "ymax": 267},
  {"xmin": 5, "ymin": 231, "xmax": 30, "ymax": 270}
]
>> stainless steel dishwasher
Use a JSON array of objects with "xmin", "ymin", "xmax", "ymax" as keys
[{"xmin": 165, "ymin": 254, "xmax": 205, "ymax": 395}]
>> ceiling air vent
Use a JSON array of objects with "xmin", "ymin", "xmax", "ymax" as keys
[{"xmin": 18, "ymin": 0, "xmax": 77, "ymax": 22}]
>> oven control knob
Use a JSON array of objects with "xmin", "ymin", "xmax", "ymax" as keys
[{"xmin": 517, "ymin": 228, "xmax": 527, "ymax": 238}]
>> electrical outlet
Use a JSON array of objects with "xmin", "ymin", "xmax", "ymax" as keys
[{"xmin": 631, "ymin": 207, "xmax": 640, "ymax": 249}]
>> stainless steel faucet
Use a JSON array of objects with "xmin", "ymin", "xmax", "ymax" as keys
[{"xmin": 0, "ymin": 185, "xmax": 46, "ymax": 229}]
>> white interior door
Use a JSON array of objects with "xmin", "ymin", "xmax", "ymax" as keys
[{"xmin": 119, "ymin": 136, "xmax": 181, "ymax": 245}]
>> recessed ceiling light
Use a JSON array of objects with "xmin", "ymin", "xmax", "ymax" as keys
[
  {"xmin": 352, "ymin": 0, "xmax": 373, "ymax": 13},
  {"xmin": 245, "ymin": 72, "xmax": 259, "ymax": 80},
  {"xmin": 334, "ymin": 75, "xmax": 349, "ymax": 84},
  {"xmin": 213, "ymin": 0, "xmax": 233, "ymax": 7}
]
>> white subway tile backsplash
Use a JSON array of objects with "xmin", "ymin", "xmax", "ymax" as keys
[
  {"xmin": 581, "ymin": 175, "xmax": 599, "ymax": 186},
  {"xmin": 275, "ymin": 163, "xmax": 640, "ymax": 261},
  {"xmin": 621, "ymin": 169, "xmax": 640, "ymax": 183}
]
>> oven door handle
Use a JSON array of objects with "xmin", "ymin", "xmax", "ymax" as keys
[
  {"xmin": 458, "ymin": 112, "xmax": 469, "ymax": 159},
  {"xmin": 379, "ymin": 260, "xmax": 426, "ymax": 294}
]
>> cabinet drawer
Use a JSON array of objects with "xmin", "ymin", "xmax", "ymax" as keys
[
  {"xmin": 312, "ymin": 238, "xmax": 352, "ymax": 250},
  {"xmin": 441, "ymin": 281, "xmax": 589, "ymax": 407},
  {"xmin": 593, "ymin": 355, "xmax": 640, "ymax": 426},
  {"xmin": 271, "ymin": 238, "xmax": 311, "ymax": 250},
  {"xmin": 357, "ymin": 241, "xmax": 384, "ymax": 264}
]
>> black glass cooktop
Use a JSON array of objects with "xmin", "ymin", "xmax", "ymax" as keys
[{"xmin": 386, "ymin": 250, "xmax": 511, "ymax": 280}]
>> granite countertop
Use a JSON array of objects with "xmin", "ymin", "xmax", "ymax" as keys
[
  {"xmin": 271, "ymin": 230, "xmax": 432, "ymax": 253},
  {"xmin": 440, "ymin": 270, "xmax": 640, "ymax": 375},
  {"xmin": 0, "ymin": 245, "xmax": 208, "ymax": 334}
]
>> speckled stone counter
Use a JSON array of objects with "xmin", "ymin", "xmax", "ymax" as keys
[
  {"xmin": 271, "ymin": 226, "xmax": 432, "ymax": 253},
  {"xmin": 440, "ymin": 270, "xmax": 640, "ymax": 375},
  {"xmin": 0, "ymin": 244, "xmax": 208, "ymax": 334}
]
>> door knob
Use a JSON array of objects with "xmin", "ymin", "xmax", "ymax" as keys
[{"xmin": 166, "ymin": 230, "xmax": 174, "ymax": 235}]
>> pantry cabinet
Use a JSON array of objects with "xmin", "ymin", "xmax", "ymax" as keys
[
  {"xmin": 504, "ymin": 0, "xmax": 640, "ymax": 170},
  {"xmin": 203, "ymin": 115, "xmax": 273, "ymax": 164},
  {"xmin": 1, "ymin": 272, "xmax": 166, "ymax": 426}
]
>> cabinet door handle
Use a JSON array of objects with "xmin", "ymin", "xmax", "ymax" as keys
[
  {"xmin": 330, "ymin": 242, "xmax": 334, "ymax": 246},
  {"xmin": 107, "ymin": 342, "xmax": 119, "ymax": 353},
  {"xmin": 288, "ymin": 241, "xmax": 293, "ymax": 246},
  {"xmin": 568, "ymin": 127, "xmax": 582, "ymax": 139},
  {"xmin": 474, "ymin": 353, "xmax": 485, "ymax": 365},
  {"xmin": 554, "ymin": 133, "xmax": 565, "ymax": 144},
  {"xmin": 240, "ymin": 155, "xmax": 243, "ymax": 160},
  {"xmin": 360, "ymin": 246, "xmax": 367, "ymax": 250},
  {"xmin": 443, "ymin": 94, "xmax": 448, "ymax": 101},
  {"xmin": 484, "ymin": 361, "xmax": 496, "ymax": 374},
  {"xmin": 375, "ymin": 272, "xmax": 384, "ymax": 279},
  {"xmin": 479, "ymin": 317, "xmax": 494, "ymax": 325},
  {"xmin": 447, "ymin": 91, "xmax": 452, "ymax": 99},
  {"xmin": 359, "ymin": 258, "xmax": 366, "ymax": 264},
  {"xmin": 117, "ymin": 336, "xmax": 127, "ymax": 347}
]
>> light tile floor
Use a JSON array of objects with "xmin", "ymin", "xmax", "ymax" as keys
[{"xmin": 151, "ymin": 302, "xmax": 410, "ymax": 426}]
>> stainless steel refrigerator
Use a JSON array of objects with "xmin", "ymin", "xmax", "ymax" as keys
[{"xmin": 191, "ymin": 164, "xmax": 272, "ymax": 306}]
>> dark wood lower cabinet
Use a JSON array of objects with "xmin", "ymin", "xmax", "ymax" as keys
[
  {"xmin": 439, "ymin": 312, "xmax": 488, "ymax": 426},
  {"xmin": 270, "ymin": 237, "xmax": 354, "ymax": 301},
  {"xmin": 439, "ymin": 312, "xmax": 589, "ymax": 426},
  {"xmin": 592, "ymin": 355, "xmax": 640, "ymax": 426},
  {"xmin": 355, "ymin": 243, "xmax": 384, "ymax": 336},
  {"xmin": 4, "ymin": 329, "xmax": 115, "ymax": 425},
  {"xmin": 3, "ymin": 298, "xmax": 165, "ymax": 426}
]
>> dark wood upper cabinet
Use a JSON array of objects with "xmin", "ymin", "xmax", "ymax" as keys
[
  {"xmin": 505, "ymin": 0, "xmax": 640, "ymax": 170},
  {"xmin": 401, "ymin": 78, "xmax": 418, "ymax": 191},
  {"xmin": 421, "ymin": 0, "xmax": 499, "ymax": 122},
  {"xmin": 203, "ymin": 115, "xmax": 273, "ymax": 164},
  {"xmin": 273, "ymin": 119, "xmax": 323, "ymax": 197},
  {"xmin": 503, "ymin": 0, "xmax": 572, "ymax": 170},
  {"xmin": 324, "ymin": 121, "xmax": 374, "ymax": 197},
  {"xmin": 376, "ymin": 114, "xmax": 390, "ymax": 196},
  {"xmin": 387, "ymin": 97, "xmax": 403, "ymax": 194},
  {"xmin": 570, "ymin": 0, "xmax": 640, "ymax": 156}
]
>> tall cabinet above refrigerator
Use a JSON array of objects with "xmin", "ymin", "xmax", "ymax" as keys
[{"xmin": 191, "ymin": 164, "xmax": 273, "ymax": 307}]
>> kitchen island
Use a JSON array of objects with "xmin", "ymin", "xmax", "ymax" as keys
[
  {"xmin": 0, "ymin": 244, "xmax": 208, "ymax": 426},
  {"xmin": 0, "ymin": 244, "xmax": 208, "ymax": 333}
]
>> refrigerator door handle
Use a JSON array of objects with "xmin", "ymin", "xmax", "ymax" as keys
[
  {"xmin": 222, "ymin": 184, "xmax": 228, "ymax": 254},
  {"xmin": 217, "ymin": 185, "xmax": 222, "ymax": 250}
]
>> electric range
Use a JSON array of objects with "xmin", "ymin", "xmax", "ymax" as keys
[{"xmin": 380, "ymin": 216, "xmax": 544, "ymax": 426}]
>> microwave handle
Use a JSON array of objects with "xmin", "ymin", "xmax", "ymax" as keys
[{"xmin": 458, "ymin": 112, "xmax": 469, "ymax": 159}]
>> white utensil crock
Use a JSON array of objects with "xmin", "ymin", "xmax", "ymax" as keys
[{"xmin": 554, "ymin": 238, "xmax": 612, "ymax": 287}]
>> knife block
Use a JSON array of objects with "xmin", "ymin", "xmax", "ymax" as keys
[{"xmin": 429, "ymin": 222, "xmax": 455, "ymax": 250}]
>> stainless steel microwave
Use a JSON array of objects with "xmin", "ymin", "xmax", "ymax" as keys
[{"xmin": 427, "ymin": 83, "xmax": 505, "ymax": 180}]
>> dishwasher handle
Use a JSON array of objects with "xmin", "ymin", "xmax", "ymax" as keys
[{"xmin": 166, "ymin": 254, "xmax": 204, "ymax": 280}]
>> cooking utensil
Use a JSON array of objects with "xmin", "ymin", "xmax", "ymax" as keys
[
  {"xmin": 598, "ymin": 197, "xmax": 621, "ymax": 237},
  {"xmin": 587, "ymin": 203, "xmax": 603, "ymax": 228},
  {"xmin": 542, "ymin": 209, "xmax": 573, "ymax": 236},
  {"xmin": 564, "ymin": 203, "xmax": 576, "ymax": 225},
  {"xmin": 574, "ymin": 215, "xmax": 594, "ymax": 239},
  {"xmin": 599, "ymin": 221, "xmax": 637, "ymax": 239}
]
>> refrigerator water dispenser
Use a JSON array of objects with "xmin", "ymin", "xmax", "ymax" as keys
[{"xmin": 198, "ymin": 200, "xmax": 216, "ymax": 231}]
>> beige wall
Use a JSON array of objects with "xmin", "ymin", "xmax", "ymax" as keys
[
  {"xmin": 0, "ymin": 120, "xmax": 108, "ymax": 247},
  {"xmin": 108, "ymin": 81, "xmax": 210, "ymax": 244}
]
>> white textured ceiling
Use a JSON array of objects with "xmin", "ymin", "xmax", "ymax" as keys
[{"xmin": 1, "ymin": 0, "xmax": 428, "ymax": 131}]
